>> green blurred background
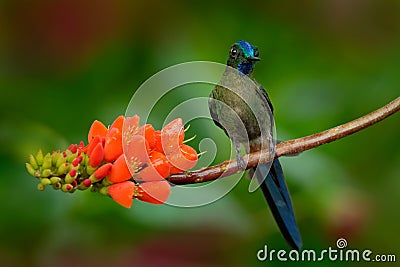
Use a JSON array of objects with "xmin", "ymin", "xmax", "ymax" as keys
[{"xmin": 1, "ymin": 0, "xmax": 399, "ymax": 266}]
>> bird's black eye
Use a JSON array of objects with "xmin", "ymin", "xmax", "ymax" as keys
[
  {"xmin": 230, "ymin": 47, "xmax": 238, "ymax": 58},
  {"xmin": 253, "ymin": 49, "xmax": 259, "ymax": 57}
]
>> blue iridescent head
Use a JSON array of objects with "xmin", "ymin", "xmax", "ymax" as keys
[{"xmin": 227, "ymin": 40, "xmax": 260, "ymax": 75}]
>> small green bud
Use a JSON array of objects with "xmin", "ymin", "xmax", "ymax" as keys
[
  {"xmin": 61, "ymin": 184, "xmax": 74, "ymax": 192},
  {"xmin": 83, "ymin": 153, "xmax": 89, "ymax": 165},
  {"xmin": 42, "ymin": 153, "xmax": 52, "ymax": 169},
  {"xmin": 65, "ymin": 174, "xmax": 75, "ymax": 184},
  {"xmin": 41, "ymin": 169, "xmax": 52, "ymax": 178},
  {"xmin": 29, "ymin": 154, "xmax": 39, "ymax": 170},
  {"xmin": 101, "ymin": 177, "xmax": 112, "ymax": 186},
  {"xmin": 78, "ymin": 178, "xmax": 92, "ymax": 190},
  {"xmin": 52, "ymin": 182, "xmax": 62, "ymax": 190},
  {"xmin": 90, "ymin": 186, "xmax": 98, "ymax": 192},
  {"xmin": 25, "ymin": 163, "xmax": 36, "ymax": 176},
  {"xmin": 89, "ymin": 174, "xmax": 96, "ymax": 183},
  {"xmin": 66, "ymin": 150, "xmax": 77, "ymax": 163},
  {"xmin": 86, "ymin": 165, "xmax": 96, "ymax": 175},
  {"xmin": 56, "ymin": 154, "xmax": 67, "ymax": 168},
  {"xmin": 40, "ymin": 178, "xmax": 51, "ymax": 185},
  {"xmin": 36, "ymin": 150, "xmax": 44, "ymax": 166},
  {"xmin": 50, "ymin": 176, "xmax": 61, "ymax": 184},
  {"xmin": 52, "ymin": 151, "xmax": 61, "ymax": 166},
  {"xmin": 56, "ymin": 163, "xmax": 69, "ymax": 176},
  {"xmin": 99, "ymin": 186, "xmax": 109, "ymax": 196},
  {"xmin": 37, "ymin": 183, "xmax": 45, "ymax": 191}
]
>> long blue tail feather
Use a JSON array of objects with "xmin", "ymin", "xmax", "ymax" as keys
[{"xmin": 254, "ymin": 159, "xmax": 302, "ymax": 250}]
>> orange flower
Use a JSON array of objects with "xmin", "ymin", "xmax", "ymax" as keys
[{"xmin": 26, "ymin": 114, "xmax": 199, "ymax": 208}]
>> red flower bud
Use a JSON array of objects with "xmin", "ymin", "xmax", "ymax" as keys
[
  {"xmin": 68, "ymin": 144, "xmax": 78, "ymax": 154},
  {"xmin": 88, "ymin": 143, "xmax": 104, "ymax": 167},
  {"xmin": 78, "ymin": 141, "xmax": 85, "ymax": 150},
  {"xmin": 86, "ymin": 135, "xmax": 102, "ymax": 156},
  {"xmin": 72, "ymin": 155, "xmax": 83, "ymax": 167},
  {"xmin": 83, "ymin": 178, "xmax": 92, "ymax": 187},
  {"xmin": 93, "ymin": 163, "xmax": 112, "ymax": 180},
  {"xmin": 69, "ymin": 169, "xmax": 77, "ymax": 177}
]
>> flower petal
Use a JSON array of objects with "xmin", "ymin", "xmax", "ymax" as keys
[
  {"xmin": 168, "ymin": 144, "xmax": 198, "ymax": 174},
  {"xmin": 104, "ymin": 128, "xmax": 123, "ymax": 162},
  {"xmin": 108, "ymin": 181, "xmax": 135, "ymax": 208},
  {"xmin": 108, "ymin": 154, "xmax": 132, "ymax": 183},
  {"xmin": 161, "ymin": 118, "xmax": 184, "ymax": 155},
  {"xmin": 153, "ymin": 130, "xmax": 163, "ymax": 153},
  {"xmin": 137, "ymin": 181, "xmax": 170, "ymax": 204},
  {"xmin": 124, "ymin": 135, "xmax": 150, "ymax": 175},
  {"xmin": 85, "ymin": 135, "xmax": 102, "ymax": 156},
  {"xmin": 110, "ymin": 115, "xmax": 125, "ymax": 132},
  {"xmin": 138, "ymin": 124, "xmax": 155, "ymax": 149},
  {"xmin": 123, "ymin": 115, "xmax": 140, "ymax": 141},
  {"xmin": 88, "ymin": 120, "xmax": 108, "ymax": 142},
  {"xmin": 136, "ymin": 151, "xmax": 170, "ymax": 182}
]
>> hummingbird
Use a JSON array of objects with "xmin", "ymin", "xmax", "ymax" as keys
[{"xmin": 208, "ymin": 40, "xmax": 302, "ymax": 250}]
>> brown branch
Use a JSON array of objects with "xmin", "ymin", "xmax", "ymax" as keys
[{"xmin": 167, "ymin": 97, "xmax": 400, "ymax": 185}]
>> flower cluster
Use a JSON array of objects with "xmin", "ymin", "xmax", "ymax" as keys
[{"xmin": 25, "ymin": 115, "xmax": 198, "ymax": 208}]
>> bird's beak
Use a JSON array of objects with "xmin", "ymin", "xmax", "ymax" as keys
[{"xmin": 247, "ymin": 56, "xmax": 261, "ymax": 62}]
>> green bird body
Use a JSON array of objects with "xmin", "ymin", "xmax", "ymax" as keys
[
  {"xmin": 209, "ymin": 40, "xmax": 302, "ymax": 250},
  {"xmin": 209, "ymin": 70, "xmax": 271, "ymax": 143}
]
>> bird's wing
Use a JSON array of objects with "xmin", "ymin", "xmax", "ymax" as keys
[
  {"xmin": 208, "ymin": 89, "xmax": 225, "ymax": 131},
  {"xmin": 256, "ymin": 85, "xmax": 274, "ymax": 114}
]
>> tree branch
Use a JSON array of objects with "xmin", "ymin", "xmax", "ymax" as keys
[{"xmin": 167, "ymin": 97, "xmax": 400, "ymax": 185}]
